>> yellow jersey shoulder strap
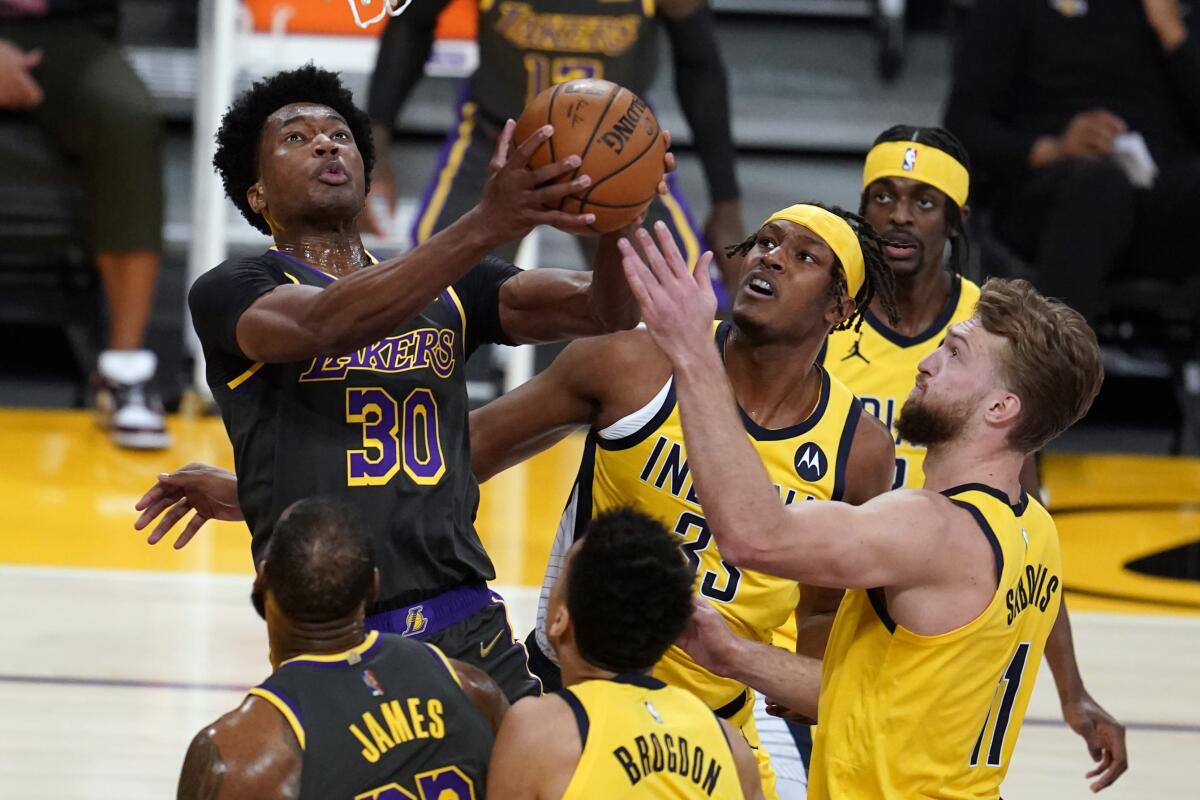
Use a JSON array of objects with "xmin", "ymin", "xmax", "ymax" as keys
[{"xmin": 940, "ymin": 483, "xmax": 1031, "ymax": 586}]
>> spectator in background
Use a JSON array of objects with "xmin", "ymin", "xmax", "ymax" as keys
[
  {"xmin": 0, "ymin": 0, "xmax": 167, "ymax": 449},
  {"xmin": 364, "ymin": 0, "xmax": 745, "ymax": 291},
  {"xmin": 945, "ymin": 0, "xmax": 1200, "ymax": 322}
]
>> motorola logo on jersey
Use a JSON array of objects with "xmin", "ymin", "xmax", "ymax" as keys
[{"xmin": 794, "ymin": 442, "xmax": 828, "ymax": 482}]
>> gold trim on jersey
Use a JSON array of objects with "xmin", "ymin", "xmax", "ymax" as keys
[
  {"xmin": 445, "ymin": 285, "xmax": 468, "ymax": 347},
  {"xmin": 226, "ymin": 361, "xmax": 264, "ymax": 390},
  {"xmin": 248, "ymin": 686, "xmax": 306, "ymax": 750},
  {"xmin": 426, "ymin": 643, "xmax": 464, "ymax": 688},
  {"xmin": 280, "ymin": 630, "xmax": 381, "ymax": 666},
  {"xmin": 417, "ymin": 102, "xmax": 478, "ymax": 244}
]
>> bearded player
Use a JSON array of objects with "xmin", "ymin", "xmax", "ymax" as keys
[{"xmin": 619, "ymin": 221, "xmax": 1105, "ymax": 798}]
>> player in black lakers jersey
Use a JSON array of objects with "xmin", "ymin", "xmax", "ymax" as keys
[
  {"xmin": 366, "ymin": 0, "xmax": 744, "ymax": 287},
  {"xmin": 487, "ymin": 507, "xmax": 762, "ymax": 799},
  {"xmin": 177, "ymin": 498, "xmax": 507, "ymax": 800},
  {"xmin": 181, "ymin": 65, "xmax": 669, "ymax": 703},
  {"xmin": 141, "ymin": 204, "xmax": 901, "ymax": 797}
]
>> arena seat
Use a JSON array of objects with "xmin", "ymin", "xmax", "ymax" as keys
[
  {"xmin": 0, "ymin": 115, "xmax": 100, "ymax": 403},
  {"xmin": 969, "ymin": 210, "xmax": 1200, "ymax": 455}
]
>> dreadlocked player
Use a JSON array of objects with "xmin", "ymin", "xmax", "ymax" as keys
[{"xmin": 466, "ymin": 206, "xmax": 900, "ymax": 799}]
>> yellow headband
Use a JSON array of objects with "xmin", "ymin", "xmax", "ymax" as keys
[
  {"xmin": 862, "ymin": 140, "xmax": 970, "ymax": 207},
  {"xmin": 761, "ymin": 204, "xmax": 866, "ymax": 298}
]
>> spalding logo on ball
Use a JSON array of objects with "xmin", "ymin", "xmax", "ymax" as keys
[{"xmin": 515, "ymin": 79, "xmax": 666, "ymax": 233}]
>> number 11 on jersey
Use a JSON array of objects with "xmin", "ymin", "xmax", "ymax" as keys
[{"xmin": 970, "ymin": 641, "xmax": 1031, "ymax": 768}]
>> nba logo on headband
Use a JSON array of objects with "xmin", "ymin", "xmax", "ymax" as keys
[{"xmin": 902, "ymin": 147, "xmax": 917, "ymax": 172}]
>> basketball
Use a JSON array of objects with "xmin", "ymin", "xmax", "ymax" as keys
[{"xmin": 514, "ymin": 78, "xmax": 665, "ymax": 233}]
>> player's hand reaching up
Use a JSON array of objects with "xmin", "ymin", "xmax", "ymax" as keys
[
  {"xmin": 134, "ymin": 463, "xmax": 243, "ymax": 549},
  {"xmin": 476, "ymin": 119, "xmax": 596, "ymax": 243},
  {"xmin": 618, "ymin": 222, "xmax": 716, "ymax": 365},
  {"xmin": 1062, "ymin": 691, "xmax": 1128, "ymax": 791}
]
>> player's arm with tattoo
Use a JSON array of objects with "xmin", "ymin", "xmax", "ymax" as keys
[{"xmin": 178, "ymin": 697, "xmax": 301, "ymax": 800}]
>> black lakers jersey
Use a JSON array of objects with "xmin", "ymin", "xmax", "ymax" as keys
[
  {"xmin": 188, "ymin": 251, "xmax": 520, "ymax": 609},
  {"xmin": 250, "ymin": 632, "xmax": 493, "ymax": 799},
  {"xmin": 472, "ymin": 0, "xmax": 659, "ymax": 121}
]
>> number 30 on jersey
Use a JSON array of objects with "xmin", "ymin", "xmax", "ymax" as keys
[{"xmin": 345, "ymin": 387, "xmax": 446, "ymax": 487}]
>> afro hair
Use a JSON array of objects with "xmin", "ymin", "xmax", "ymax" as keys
[{"xmin": 213, "ymin": 64, "xmax": 375, "ymax": 235}]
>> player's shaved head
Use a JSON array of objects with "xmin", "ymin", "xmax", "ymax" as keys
[
  {"xmin": 260, "ymin": 497, "xmax": 376, "ymax": 622},
  {"xmin": 566, "ymin": 507, "xmax": 694, "ymax": 673}
]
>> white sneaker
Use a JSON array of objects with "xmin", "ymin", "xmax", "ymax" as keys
[{"xmin": 94, "ymin": 349, "xmax": 172, "ymax": 450}]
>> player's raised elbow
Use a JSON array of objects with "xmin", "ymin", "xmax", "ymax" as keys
[
  {"xmin": 588, "ymin": 297, "xmax": 641, "ymax": 333},
  {"xmin": 712, "ymin": 518, "xmax": 786, "ymax": 573}
]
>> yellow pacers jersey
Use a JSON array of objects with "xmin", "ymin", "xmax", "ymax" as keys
[
  {"xmin": 809, "ymin": 484, "xmax": 1062, "ymax": 800},
  {"xmin": 565, "ymin": 322, "xmax": 863, "ymax": 709},
  {"xmin": 823, "ymin": 276, "xmax": 980, "ymax": 489},
  {"xmin": 560, "ymin": 673, "xmax": 743, "ymax": 800}
]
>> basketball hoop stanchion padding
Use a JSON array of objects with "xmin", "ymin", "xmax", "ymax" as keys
[{"xmin": 347, "ymin": 0, "xmax": 415, "ymax": 29}]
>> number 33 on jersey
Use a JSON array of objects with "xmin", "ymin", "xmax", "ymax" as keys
[{"xmin": 546, "ymin": 322, "xmax": 867, "ymax": 710}]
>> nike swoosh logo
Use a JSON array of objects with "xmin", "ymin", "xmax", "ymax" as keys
[{"xmin": 480, "ymin": 630, "xmax": 505, "ymax": 659}]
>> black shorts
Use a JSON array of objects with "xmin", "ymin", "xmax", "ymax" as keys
[{"xmin": 420, "ymin": 600, "xmax": 542, "ymax": 703}]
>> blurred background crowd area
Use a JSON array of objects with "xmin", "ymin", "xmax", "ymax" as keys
[{"xmin": 0, "ymin": 0, "xmax": 1197, "ymax": 458}]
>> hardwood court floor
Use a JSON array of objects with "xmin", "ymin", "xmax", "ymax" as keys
[{"xmin": 0, "ymin": 408, "xmax": 1197, "ymax": 798}]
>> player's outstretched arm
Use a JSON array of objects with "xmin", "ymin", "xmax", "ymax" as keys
[
  {"xmin": 135, "ymin": 464, "xmax": 242, "ymax": 549},
  {"xmin": 487, "ymin": 696, "xmax": 580, "ymax": 800},
  {"xmin": 492, "ymin": 226, "xmax": 641, "ymax": 344},
  {"xmin": 791, "ymin": 410, "xmax": 893, "ymax": 654},
  {"xmin": 660, "ymin": 0, "xmax": 744, "ymax": 289},
  {"xmin": 679, "ymin": 596, "xmax": 822, "ymax": 722},
  {"xmin": 619, "ymin": 224, "xmax": 952, "ymax": 588},
  {"xmin": 1044, "ymin": 601, "xmax": 1128, "ymax": 791},
  {"xmin": 718, "ymin": 718, "xmax": 767, "ymax": 800},
  {"xmin": 215, "ymin": 123, "xmax": 596, "ymax": 364},
  {"xmin": 449, "ymin": 659, "xmax": 510, "ymax": 736},
  {"xmin": 470, "ymin": 329, "xmax": 655, "ymax": 481},
  {"xmin": 177, "ymin": 697, "xmax": 301, "ymax": 800}
]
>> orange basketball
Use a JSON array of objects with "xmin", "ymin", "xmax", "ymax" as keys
[{"xmin": 515, "ymin": 79, "xmax": 665, "ymax": 233}]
